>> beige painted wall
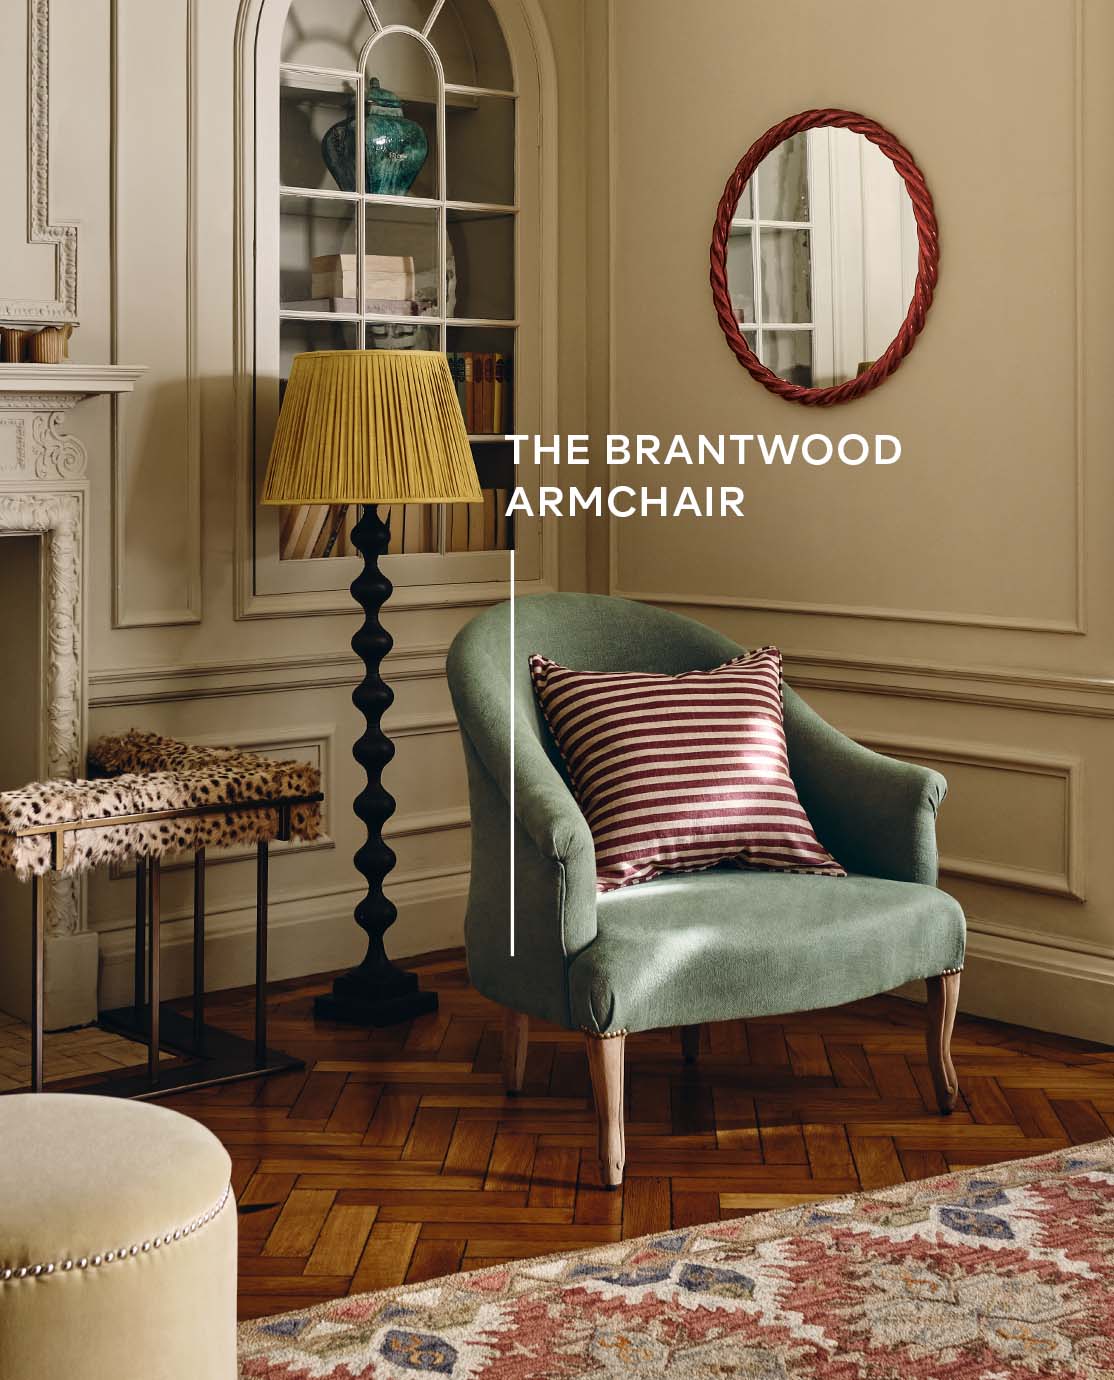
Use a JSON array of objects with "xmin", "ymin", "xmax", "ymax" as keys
[
  {"xmin": 7, "ymin": 0, "xmax": 1114, "ymax": 1041},
  {"xmin": 608, "ymin": 0, "xmax": 1114, "ymax": 1039},
  {"xmin": 0, "ymin": 0, "xmax": 595, "ymax": 1015}
]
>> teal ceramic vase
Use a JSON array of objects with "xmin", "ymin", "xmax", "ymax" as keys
[{"xmin": 322, "ymin": 78, "xmax": 429, "ymax": 196}]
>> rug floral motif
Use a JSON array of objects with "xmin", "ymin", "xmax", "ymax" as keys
[{"xmin": 238, "ymin": 1138, "xmax": 1114, "ymax": 1377}]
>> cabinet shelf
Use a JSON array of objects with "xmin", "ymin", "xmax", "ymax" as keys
[
  {"xmin": 279, "ymin": 62, "xmax": 513, "ymax": 108},
  {"xmin": 278, "ymin": 312, "xmax": 517, "ymax": 327},
  {"xmin": 279, "ymin": 185, "xmax": 516, "ymax": 217}
]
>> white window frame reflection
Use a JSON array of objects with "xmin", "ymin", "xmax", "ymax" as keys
[
  {"xmin": 729, "ymin": 128, "xmax": 919, "ymax": 389},
  {"xmin": 729, "ymin": 134, "xmax": 814, "ymax": 384}
]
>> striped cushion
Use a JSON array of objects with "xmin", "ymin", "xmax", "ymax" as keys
[{"xmin": 529, "ymin": 647, "xmax": 845, "ymax": 892}]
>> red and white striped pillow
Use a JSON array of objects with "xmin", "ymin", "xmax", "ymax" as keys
[{"xmin": 529, "ymin": 647, "xmax": 845, "ymax": 892}]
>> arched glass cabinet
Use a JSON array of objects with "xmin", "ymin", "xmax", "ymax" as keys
[{"xmin": 243, "ymin": 0, "xmax": 546, "ymax": 611}]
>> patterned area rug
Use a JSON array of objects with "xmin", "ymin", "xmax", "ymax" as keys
[{"xmin": 238, "ymin": 1138, "xmax": 1114, "ymax": 1378}]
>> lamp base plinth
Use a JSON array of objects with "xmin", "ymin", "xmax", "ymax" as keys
[{"xmin": 314, "ymin": 962, "xmax": 438, "ymax": 1027}]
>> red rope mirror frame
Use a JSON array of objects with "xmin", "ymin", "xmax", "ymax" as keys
[{"xmin": 710, "ymin": 109, "xmax": 939, "ymax": 406}]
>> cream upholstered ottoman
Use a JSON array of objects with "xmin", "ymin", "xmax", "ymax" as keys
[{"xmin": 0, "ymin": 1094, "xmax": 236, "ymax": 1379}]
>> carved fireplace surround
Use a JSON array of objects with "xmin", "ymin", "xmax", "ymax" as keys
[{"xmin": 0, "ymin": 363, "xmax": 144, "ymax": 1025}]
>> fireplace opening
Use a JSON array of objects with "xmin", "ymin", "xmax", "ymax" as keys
[{"xmin": 0, "ymin": 533, "xmax": 43, "ymax": 1025}]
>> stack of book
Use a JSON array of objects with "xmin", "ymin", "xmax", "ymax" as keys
[
  {"xmin": 446, "ymin": 489, "xmax": 513, "ymax": 552},
  {"xmin": 312, "ymin": 253, "xmax": 416, "ymax": 299},
  {"xmin": 447, "ymin": 352, "xmax": 512, "ymax": 434},
  {"xmin": 284, "ymin": 254, "xmax": 420, "ymax": 314}
]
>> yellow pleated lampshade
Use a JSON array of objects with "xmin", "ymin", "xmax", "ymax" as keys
[{"xmin": 262, "ymin": 349, "xmax": 483, "ymax": 505}]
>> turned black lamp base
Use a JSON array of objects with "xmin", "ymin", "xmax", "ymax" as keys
[
  {"xmin": 314, "ymin": 969, "xmax": 438, "ymax": 1026},
  {"xmin": 316, "ymin": 505, "xmax": 439, "ymax": 1029}
]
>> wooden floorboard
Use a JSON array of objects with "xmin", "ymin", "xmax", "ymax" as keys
[{"xmin": 153, "ymin": 953, "xmax": 1114, "ymax": 1321}]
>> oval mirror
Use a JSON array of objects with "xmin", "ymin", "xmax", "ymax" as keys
[{"xmin": 710, "ymin": 110, "xmax": 938, "ymax": 404}]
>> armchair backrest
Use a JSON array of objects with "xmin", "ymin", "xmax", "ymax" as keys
[
  {"xmin": 453, "ymin": 593, "xmax": 745, "ymax": 786},
  {"xmin": 450, "ymin": 592, "xmax": 947, "ymax": 934}
]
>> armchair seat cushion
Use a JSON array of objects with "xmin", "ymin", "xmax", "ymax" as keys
[{"xmin": 568, "ymin": 869, "xmax": 965, "ymax": 1035}]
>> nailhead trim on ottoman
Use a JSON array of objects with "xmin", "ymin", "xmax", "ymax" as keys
[{"xmin": 0, "ymin": 1185, "xmax": 231, "ymax": 1283}]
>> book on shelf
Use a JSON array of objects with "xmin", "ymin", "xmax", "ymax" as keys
[
  {"xmin": 448, "ymin": 503, "xmax": 471, "ymax": 553},
  {"xmin": 492, "ymin": 354, "xmax": 506, "ymax": 434},
  {"xmin": 472, "ymin": 355, "xmax": 485, "ymax": 434},
  {"xmin": 376, "ymin": 504, "xmax": 406, "ymax": 554},
  {"xmin": 446, "ymin": 491, "xmax": 513, "ymax": 554},
  {"xmin": 310, "ymin": 254, "xmax": 416, "ymax": 301},
  {"xmin": 463, "ymin": 353, "xmax": 475, "ymax": 431},
  {"xmin": 495, "ymin": 487, "xmax": 512, "ymax": 550},
  {"xmin": 448, "ymin": 353, "xmax": 467, "ymax": 422},
  {"xmin": 445, "ymin": 351, "xmax": 513, "ymax": 434},
  {"xmin": 280, "ymin": 503, "xmax": 353, "ymax": 560},
  {"xmin": 316, "ymin": 504, "xmax": 350, "ymax": 558},
  {"xmin": 482, "ymin": 489, "xmax": 498, "ymax": 549},
  {"xmin": 402, "ymin": 504, "xmax": 432, "ymax": 554},
  {"xmin": 467, "ymin": 498, "xmax": 487, "ymax": 551},
  {"xmin": 280, "ymin": 504, "xmax": 313, "ymax": 561},
  {"xmin": 379, "ymin": 503, "xmax": 434, "ymax": 554}
]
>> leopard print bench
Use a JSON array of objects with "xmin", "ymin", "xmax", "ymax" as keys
[
  {"xmin": 3, "ymin": 732, "xmax": 322, "ymax": 1095},
  {"xmin": 0, "ymin": 730, "xmax": 322, "ymax": 878}
]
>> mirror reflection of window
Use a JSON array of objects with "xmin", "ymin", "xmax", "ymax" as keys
[{"xmin": 727, "ymin": 127, "xmax": 917, "ymax": 388}]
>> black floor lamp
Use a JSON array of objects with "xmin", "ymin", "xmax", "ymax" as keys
[{"xmin": 262, "ymin": 349, "xmax": 483, "ymax": 1025}]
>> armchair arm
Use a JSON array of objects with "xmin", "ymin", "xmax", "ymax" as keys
[
  {"xmin": 783, "ymin": 686, "xmax": 947, "ymax": 885},
  {"xmin": 447, "ymin": 637, "xmax": 597, "ymax": 959}
]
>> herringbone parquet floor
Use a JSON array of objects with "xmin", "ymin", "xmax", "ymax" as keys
[{"xmin": 160, "ymin": 952, "xmax": 1114, "ymax": 1321}]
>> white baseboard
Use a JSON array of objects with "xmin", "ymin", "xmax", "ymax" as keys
[
  {"xmin": 2, "ymin": 930, "xmax": 100, "ymax": 1031},
  {"xmin": 97, "ymin": 867, "xmax": 469, "ymax": 1011},
  {"xmin": 894, "ymin": 923, "xmax": 1114, "ymax": 1045}
]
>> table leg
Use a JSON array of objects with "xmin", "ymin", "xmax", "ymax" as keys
[
  {"xmin": 192, "ymin": 848, "xmax": 205, "ymax": 1054},
  {"xmin": 147, "ymin": 857, "xmax": 161, "ymax": 1087},
  {"xmin": 134, "ymin": 857, "xmax": 147, "ymax": 1025},
  {"xmin": 30, "ymin": 875, "xmax": 44, "ymax": 1093},
  {"xmin": 255, "ymin": 841, "xmax": 268, "ymax": 1064}
]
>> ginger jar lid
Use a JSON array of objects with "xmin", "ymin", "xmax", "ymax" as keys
[{"xmin": 367, "ymin": 76, "xmax": 404, "ymax": 114}]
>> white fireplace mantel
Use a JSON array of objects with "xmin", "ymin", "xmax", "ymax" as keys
[
  {"xmin": 0, "ymin": 363, "xmax": 146, "ymax": 485},
  {"xmin": 0, "ymin": 363, "xmax": 146, "ymax": 395},
  {"xmin": 0, "ymin": 361, "xmax": 146, "ymax": 1028}
]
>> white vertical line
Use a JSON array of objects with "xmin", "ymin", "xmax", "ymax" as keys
[
  {"xmin": 356, "ymin": 62, "xmax": 366, "ymax": 347},
  {"xmin": 435, "ymin": 35, "xmax": 448, "ymax": 553},
  {"xmin": 1072, "ymin": 0, "xmax": 1086, "ymax": 634},
  {"xmin": 509, "ymin": 547, "xmax": 516, "ymax": 957}
]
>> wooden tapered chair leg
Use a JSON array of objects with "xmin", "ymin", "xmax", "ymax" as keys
[
  {"xmin": 585, "ymin": 1031, "xmax": 626, "ymax": 1188},
  {"xmin": 925, "ymin": 971, "xmax": 961, "ymax": 1114},
  {"xmin": 502, "ymin": 1008, "xmax": 529, "ymax": 1094},
  {"xmin": 681, "ymin": 1024, "xmax": 701, "ymax": 1065}
]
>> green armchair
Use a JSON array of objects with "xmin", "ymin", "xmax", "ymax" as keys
[{"xmin": 447, "ymin": 593, "xmax": 965, "ymax": 1186}]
